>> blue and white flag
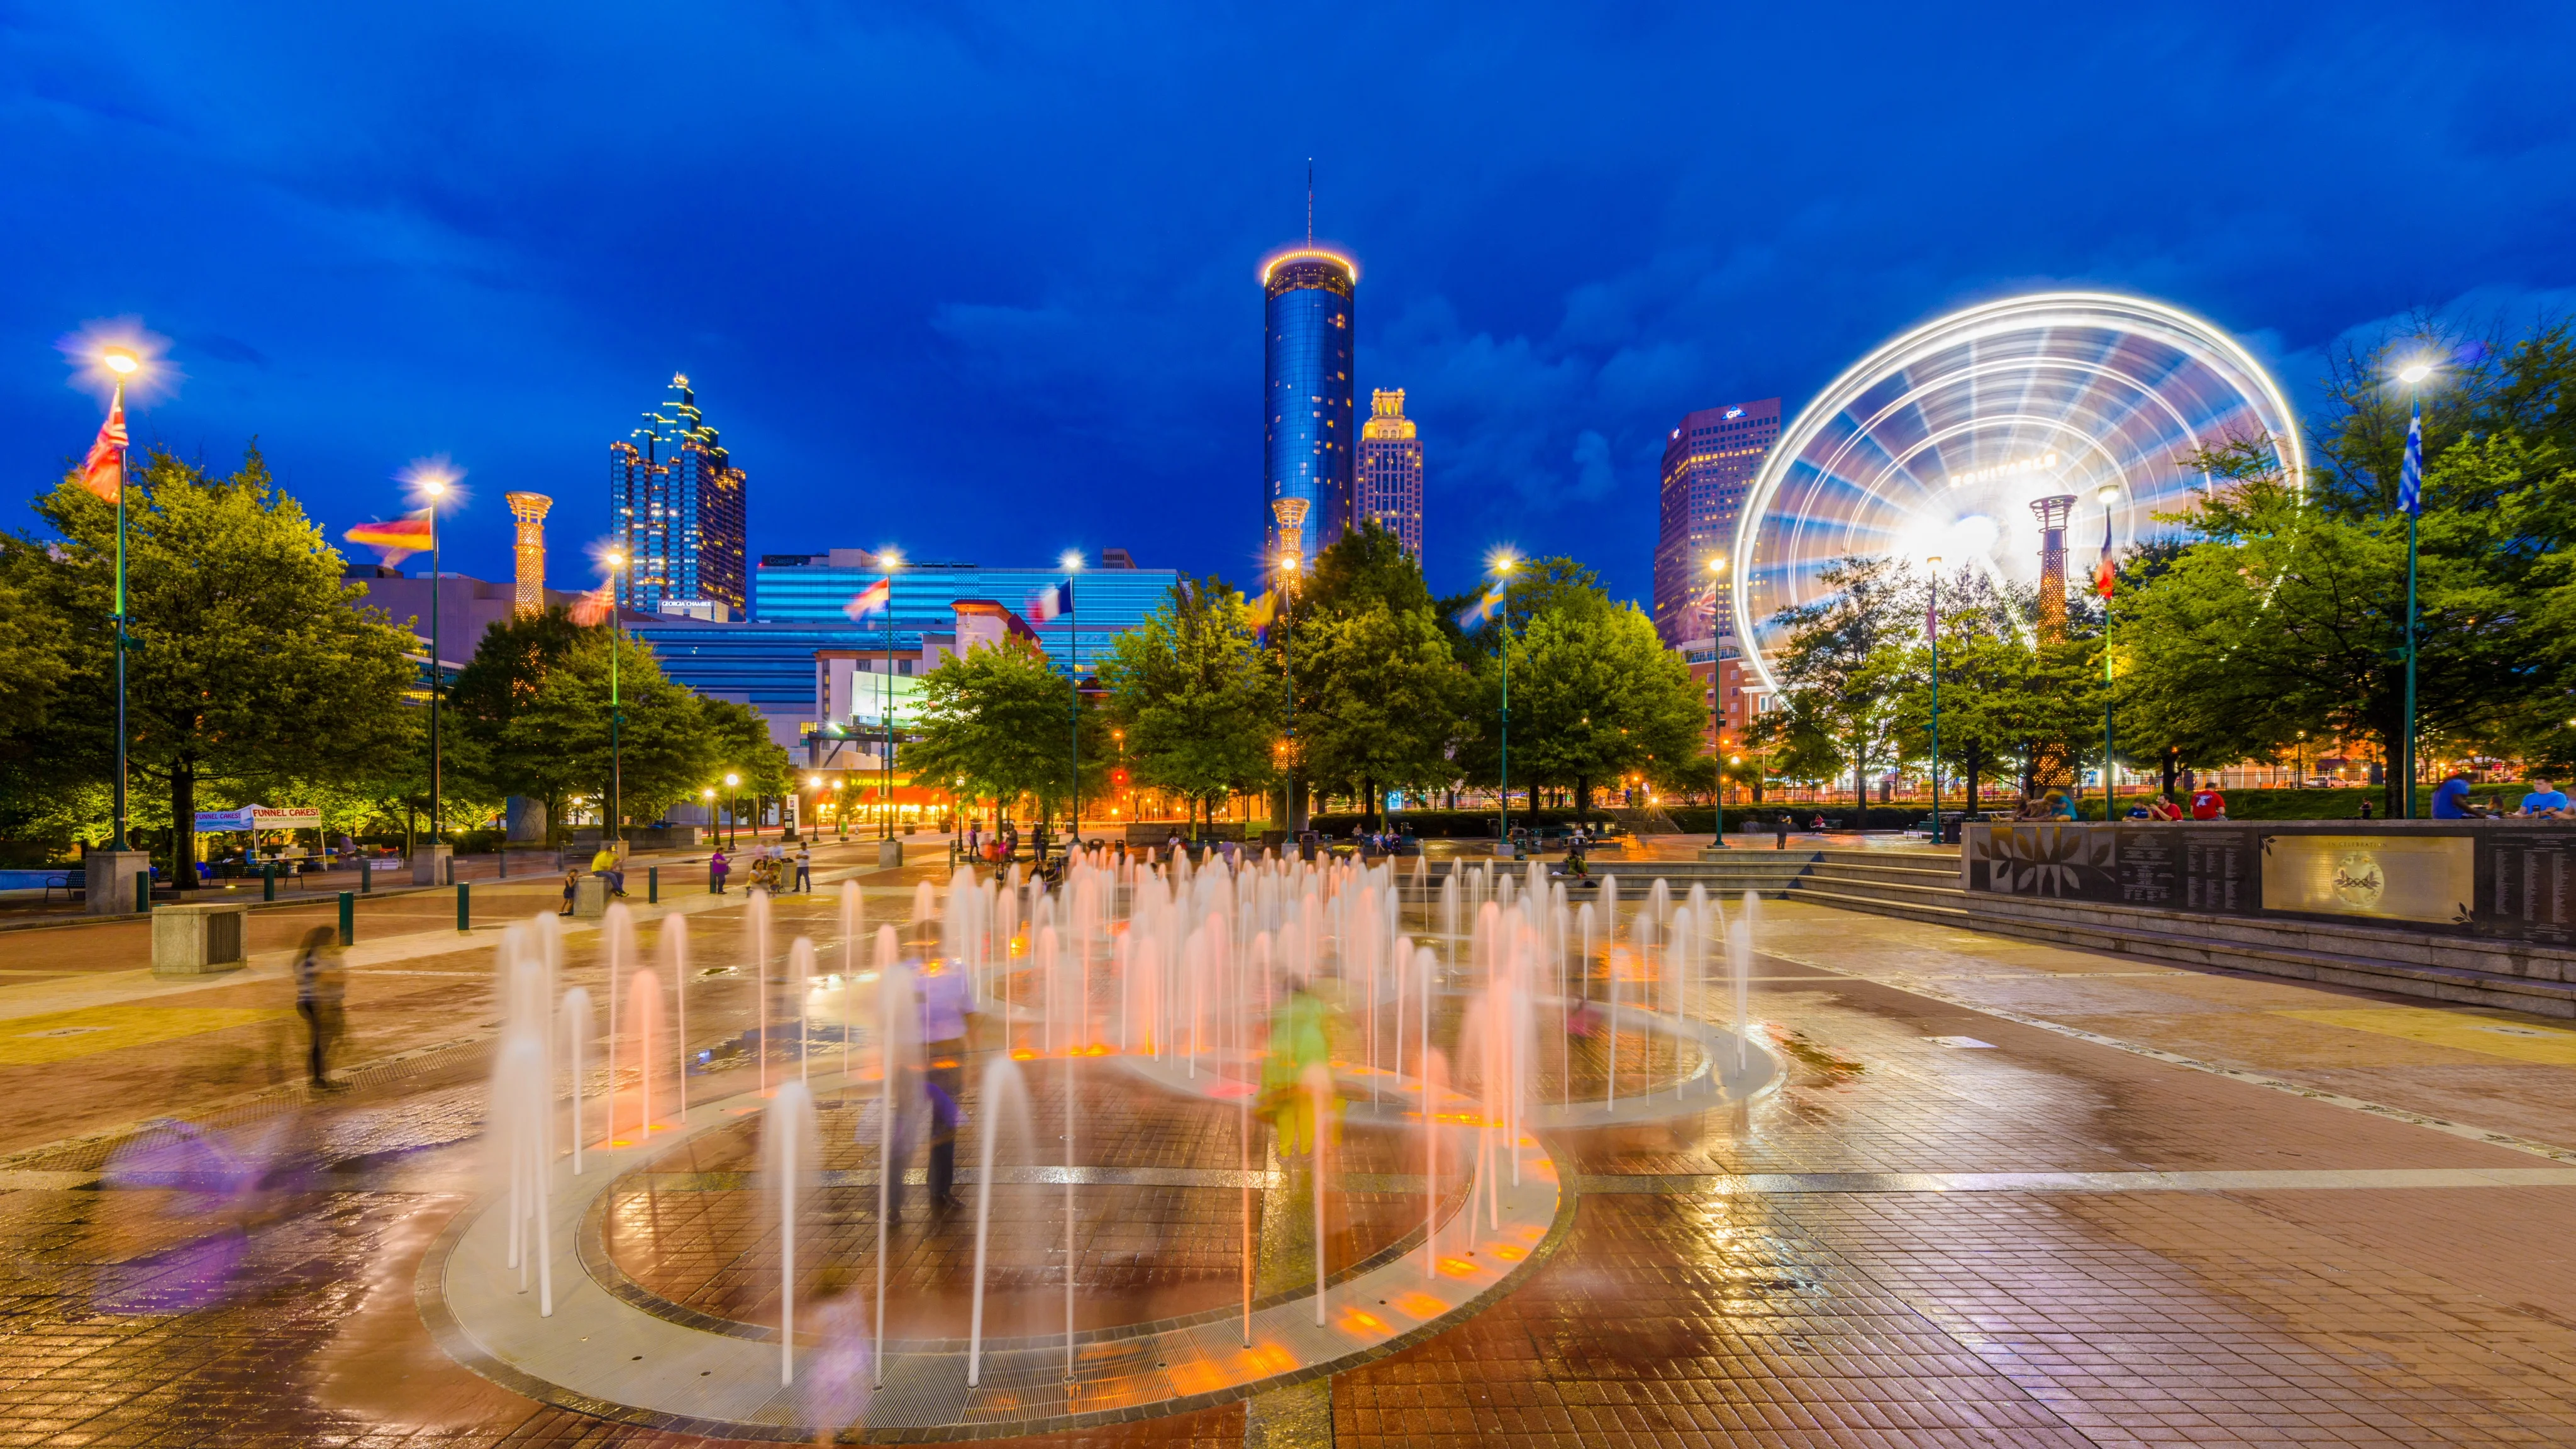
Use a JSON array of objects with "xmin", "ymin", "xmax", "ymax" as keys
[
  {"xmin": 1453, "ymin": 585, "xmax": 1506, "ymax": 631},
  {"xmin": 1026, "ymin": 580, "xmax": 1072, "ymax": 623},
  {"xmin": 2398, "ymin": 402, "xmax": 2424, "ymax": 516}
]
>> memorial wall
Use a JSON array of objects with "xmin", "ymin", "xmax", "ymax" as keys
[{"xmin": 1962, "ymin": 821, "xmax": 2573, "ymax": 944}]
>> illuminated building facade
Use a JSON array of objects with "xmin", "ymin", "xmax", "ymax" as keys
[
  {"xmin": 1652, "ymin": 397, "xmax": 1780, "ymax": 652},
  {"xmin": 503, "ymin": 491, "xmax": 550, "ymax": 618},
  {"xmin": 1356, "ymin": 389, "xmax": 1423, "ymax": 555},
  {"xmin": 1263, "ymin": 250, "xmax": 1356, "ymax": 563},
  {"xmin": 610, "ymin": 374, "xmax": 748, "ymax": 619}
]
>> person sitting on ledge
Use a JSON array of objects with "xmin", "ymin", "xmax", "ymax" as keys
[
  {"xmin": 2145, "ymin": 794, "xmax": 2185, "ymax": 822},
  {"xmin": 2519, "ymin": 777, "xmax": 2569, "ymax": 819}
]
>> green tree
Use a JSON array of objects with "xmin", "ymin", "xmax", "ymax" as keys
[
  {"xmin": 906, "ymin": 637, "xmax": 1102, "ymax": 828},
  {"xmin": 1287, "ymin": 527, "xmax": 1464, "ymax": 824},
  {"xmin": 1762, "ymin": 556, "xmax": 1909, "ymax": 806},
  {"xmin": 8, "ymin": 447, "xmax": 418, "ymax": 883},
  {"xmin": 1465, "ymin": 572, "xmax": 1704, "ymax": 821},
  {"xmin": 1096, "ymin": 576, "xmax": 1279, "ymax": 830},
  {"xmin": 451, "ymin": 609, "xmax": 735, "ymax": 840}
]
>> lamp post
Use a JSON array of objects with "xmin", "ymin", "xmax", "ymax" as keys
[
  {"xmin": 702, "ymin": 786, "xmax": 717, "ymax": 848},
  {"xmin": 602, "ymin": 551, "xmax": 626, "ymax": 847},
  {"xmin": 1270, "ymin": 498, "xmax": 1309, "ymax": 837},
  {"xmin": 1704, "ymin": 555, "xmax": 1729, "ymax": 847},
  {"xmin": 416, "ymin": 471, "xmax": 453, "ymax": 842},
  {"xmin": 1062, "ymin": 550, "xmax": 1084, "ymax": 852},
  {"xmin": 877, "ymin": 549, "xmax": 903, "ymax": 840},
  {"xmin": 1926, "ymin": 554, "xmax": 1943, "ymax": 835},
  {"xmin": 725, "ymin": 772, "xmax": 741, "ymax": 849},
  {"xmin": 97, "ymin": 348, "xmax": 140, "ymax": 853},
  {"xmin": 2096, "ymin": 483, "xmax": 2119, "ymax": 819},
  {"xmin": 2396, "ymin": 359, "xmax": 2434, "ymax": 818},
  {"xmin": 1492, "ymin": 552, "xmax": 1519, "ymax": 844}
]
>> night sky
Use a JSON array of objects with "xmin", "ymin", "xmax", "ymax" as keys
[{"xmin": 7, "ymin": 4, "xmax": 2572, "ymax": 604}]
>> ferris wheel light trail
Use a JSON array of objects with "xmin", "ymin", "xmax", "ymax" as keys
[{"xmin": 1730, "ymin": 292, "xmax": 2302, "ymax": 694}]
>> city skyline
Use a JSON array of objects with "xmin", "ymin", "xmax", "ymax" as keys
[{"xmin": 8, "ymin": 6, "xmax": 2572, "ymax": 608}]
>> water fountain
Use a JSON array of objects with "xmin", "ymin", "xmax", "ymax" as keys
[
  {"xmin": 765, "ymin": 1080, "xmax": 817, "ymax": 1385},
  {"xmin": 965, "ymin": 1052, "xmax": 1033, "ymax": 1388}
]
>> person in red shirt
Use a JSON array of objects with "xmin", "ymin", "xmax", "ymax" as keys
[{"xmin": 2189, "ymin": 785, "xmax": 2226, "ymax": 820}]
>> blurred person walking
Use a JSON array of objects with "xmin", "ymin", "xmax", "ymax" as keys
[{"xmin": 293, "ymin": 926, "xmax": 348, "ymax": 1091}]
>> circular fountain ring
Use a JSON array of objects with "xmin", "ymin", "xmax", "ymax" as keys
[{"xmin": 416, "ymin": 1062, "xmax": 1572, "ymax": 1441}]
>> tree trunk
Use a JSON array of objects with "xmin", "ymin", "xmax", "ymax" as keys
[
  {"xmin": 1363, "ymin": 778, "xmax": 1380, "ymax": 829},
  {"xmin": 1855, "ymin": 747, "xmax": 1870, "ymax": 823},
  {"xmin": 2159, "ymin": 747, "xmax": 2180, "ymax": 801},
  {"xmin": 1964, "ymin": 741, "xmax": 1985, "ymax": 814},
  {"xmin": 169, "ymin": 760, "xmax": 199, "ymax": 892},
  {"xmin": 1574, "ymin": 776, "xmax": 1589, "ymax": 828}
]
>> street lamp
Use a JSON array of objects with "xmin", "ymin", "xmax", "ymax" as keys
[
  {"xmin": 1062, "ymin": 549, "xmax": 1084, "ymax": 851},
  {"xmin": 2096, "ymin": 482, "xmax": 2119, "ymax": 818},
  {"xmin": 1491, "ymin": 550, "xmax": 1519, "ymax": 843},
  {"xmin": 1270, "ymin": 497, "xmax": 1309, "ymax": 837},
  {"xmin": 1926, "ymin": 553, "xmax": 1943, "ymax": 835},
  {"xmin": 724, "ymin": 772, "xmax": 741, "ymax": 849},
  {"xmin": 416, "ymin": 469, "xmax": 455, "ymax": 844},
  {"xmin": 2395, "ymin": 358, "xmax": 2436, "ymax": 816},
  {"xmin": 875, "ymin": 547, "xmax": 903, "ymax": 840},
  {"xmin": 97, "ymin": 347, "xmax": 142, "ymax": 857},
  {"xmin": 602, "ymin": 550, "xmax": 626, "ymax": 849},
  {"xmin": 1704, "ymin": 555, "xmax": 1730, "ymax": 847}
]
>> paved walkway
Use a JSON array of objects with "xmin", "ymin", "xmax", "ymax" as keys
[{"xmin": 9, "ymin": 883, "xmax": 2576, "ymax": 1445}]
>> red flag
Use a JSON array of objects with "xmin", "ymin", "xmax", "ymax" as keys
[
  {"xmin": 570, "ymin": 585, "xmax": 614, "ymax": 625},
  {"xmin": 843, "ymin": 577, "xmax": 892, "ymax": 620},
  {"xmin": 80, "ymin": 398, "xmax": 126, "ymax": 502},
  {"xmin": 343, "ymin": 511, "xmax": 435, "ymax": 565},
  {"xmin": 2094, "ymin": 551, "xmax": 2116, "ymax": 600}
]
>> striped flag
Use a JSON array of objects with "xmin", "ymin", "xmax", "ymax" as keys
[
  {"xmin": 2094, "ymin": 550, "xmax": 2116, "ymax": 600},
  {"xmin": 1453, "ymin": 584, "xmax": 1506, "ymax": 631},
  {"xmin": 570, "ymin": 585, "xmax": 614, "ymax": 626},
  {"xmin": 1026, "ymin": 580, "xmax": 1072, "ymax": 623},
  {"xmin": 80, "ymin": 397, "xmax": 128, "ymax": 502},
  {"xmin": 343, "ymin": 511, "xmax": 434, "ymax": 564},
  {"xmin": 2398, "ymin": 402, "xmax": 2424, "ymax": 516},
  {"xmin": 843, "ymin": 576, "xmax": 892, "ymax": 620}
]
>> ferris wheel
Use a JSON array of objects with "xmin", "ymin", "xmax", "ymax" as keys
[{"xmin": 1730, "ymin": 291, "xmax": 2303, "ymax": 693}]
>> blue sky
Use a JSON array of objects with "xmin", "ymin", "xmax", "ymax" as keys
[{"xmin": 6, "ymin": 3, "xmax": 2572, "ymax": 604}]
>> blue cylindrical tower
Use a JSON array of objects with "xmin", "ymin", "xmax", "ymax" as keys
[{"xmin": 1263, "ymin": 250, "xmax": 1357, "ymax": 565}]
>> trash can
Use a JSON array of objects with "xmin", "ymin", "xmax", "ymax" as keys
[
  {"xmin": 571, "ymin": 875, "xmax": 610, "ymax": 919},
  {"xmin": 151, "ymin": 901, "xmax": 251, "ymax": 977},
  {"xmin": 877, "ymin": 839, "xmax": 904, "ymax": 869}
]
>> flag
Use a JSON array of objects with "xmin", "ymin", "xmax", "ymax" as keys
[
  {"xmin": 570, "ymin": 586, "xmax": 614, "ymax": 626},
  {"xmin": 343, "ymin": 510, "xmax": 434, "ymax": 564},
  {"xmin": 2094, "ymin": 550, "xmax": 2116, "ymax": 600},
  {"xmin": 1245, "ymin": 590, "xmax": 1278, "ymax": 629},
  {"xmin": 843, "ymin": 576, "xmax": 892, "ymax": 620},
  {"xmin": 1026, "ymin": 580, "xmax": 1072, "ymax": 623},
  {"xmin": 80, "ymin": 397, "xmax": 128, "ymax": 502},
  {"xmin": 1453, "ymin": 584, "xmax": 1506, "ymax": 631},
  {"xmin": 2398, "ymin": 401, "xmax": 2424, "ymax": 516}
]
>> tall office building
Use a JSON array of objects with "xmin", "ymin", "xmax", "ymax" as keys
[
  {"xmin": 1356, "ymin": 389, "xmax": 1423, "ymax": 556},
  {"xmin": 1263, "ymin": 249, "xmax": 1357, "ymax": 564},
  {"xmin": 1652, "ymin": 397, "xmax": 1782, "ymax": 653},
  {"xmin": 609, "ymin": 373, "xmax": 748, "ymax": 619}
]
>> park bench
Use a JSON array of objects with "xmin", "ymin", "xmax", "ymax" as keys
[{"xmin": 43, "ymin": 868, "xmax": 84, "ymax": 905}]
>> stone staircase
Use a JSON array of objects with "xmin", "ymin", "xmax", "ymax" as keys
[{"xmin": 1784, "ymin": 847, "xmax": 2576, "ymax": 1018}]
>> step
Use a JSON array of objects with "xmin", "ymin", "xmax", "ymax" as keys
[
  {"xmin": 1790, "ymin": 883, "xmax": 2576, "ymax": 1017},
  {"xmin": 1806, "ymin": 860, "xmax": 1962, "ymax": 887}
]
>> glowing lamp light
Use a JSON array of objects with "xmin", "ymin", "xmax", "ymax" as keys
[
  {"xmin": 1706, "ymin": 556, "xmax": 1726, "ymax": 574},
  {"xmin": 1061, "ymin": 550, "xmax": 1084, "ymax": 573},
  {"xmin": 2398, "ymin": 362, "xmax": 2435, "ymax": 384},
  {"xmin": 724, "ymin": 772, "xmax": 740, "ymax": 788},
  {"xmin": 879, "ymin": 546, "xmax": 904, "ymax": 569},
  {"xmin": 101, "ymin": 350, "xmax": 139, "ymax": 377},
  {"xmin": 2097, "ymin": 484, "xmax": 2121, "ymax": 506}
]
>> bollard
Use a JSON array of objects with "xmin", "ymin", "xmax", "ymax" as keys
[
  {"xmin": 457, "ymin": 882, "xmax": 471, "ymax": 933},
  {"xmin": 362, "ymin": 857, "xmax": 374, "ymax": 892},
  {"xmin": 338, "ymin": 891, "xmax": 355, "ymax": 947},
  {"xmin": 263, "ymin": 863, "xmax": 276, "ymax": 903},
  {"xmin": 648, "ymin": 865, "xmax": 659, "ymax": 904},
  {"xmin": 498, "ymin": 848, "xmax": 508, "ymax": 880},
  {"xmin": 136, "ymin": 871, "xmax": 152, "ymax": 913}
]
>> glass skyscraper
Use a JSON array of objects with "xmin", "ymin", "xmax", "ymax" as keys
[
  {"xmin": 1357, "ymin": 387, "xmax": 1423, "ymax": 557},
  {"xmin": 1652, "ymin": 397, "xmax": 1780, "ymax": 653},
  {"xmin": 1263, "ymin": 250, "xmax": 1357, "ymax": 564},
  {"xmin": 610, "ymin": 373, "xmax": 748, "ymax": 618}
]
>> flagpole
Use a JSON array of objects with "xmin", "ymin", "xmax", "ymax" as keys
[
  {"xmin": 1065, "ymin": 570, "xmax": 1081, "ymax": 853},
  {"xmin": 110, "ymin": 376, "xmax": 130, "ymax": 855},
  {"xmin": 2099, "ymin": 486, "xmax": 2118, "ymax": 819},
  {"xmin": 2399, "ymin": 393, "xmax": 2423, "ymax": 819}
]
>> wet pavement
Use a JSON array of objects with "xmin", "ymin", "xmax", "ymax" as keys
[{"xmin": 9, "ymin": 858, "xmax": 2576, "ymax": 1445}]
